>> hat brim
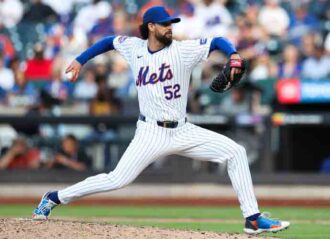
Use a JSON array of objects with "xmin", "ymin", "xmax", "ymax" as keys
[{"xmin": 156, "ymin": 16, "xmax": 181, "ymax": 24}]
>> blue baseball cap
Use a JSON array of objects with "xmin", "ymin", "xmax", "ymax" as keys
[{"xmin": 143, "ymin": 6, "xmax": 181, "ymax": 24}]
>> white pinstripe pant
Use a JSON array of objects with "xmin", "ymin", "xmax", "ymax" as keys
[{"xmin": 58, "ymin": 120, "xmax": 259, "ymax": 218}]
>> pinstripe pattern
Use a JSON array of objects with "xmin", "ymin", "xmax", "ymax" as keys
[
  {"xmin": 59, "ymin": 121, "xmax": 172, "ymax": 204},
  {"xmin": 58, "ymin": 122, "xmax": 259, "ymax": 218},
  {"xmin": 112, "ymin": 36, "xmax": 211, "ymax": 121},
  {"xmin": 58, "ymin": 36, "xmax": 260, "ymax": 218},
  {"xmin": 173, "ymin": 123, "xmax": 259, "ymax": 217}
]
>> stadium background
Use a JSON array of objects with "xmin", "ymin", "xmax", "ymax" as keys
[{"xmin": 0, "ymin": 0, "xmax": 330, "ymax": 238}]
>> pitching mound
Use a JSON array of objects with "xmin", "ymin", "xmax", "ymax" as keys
[{"xmin": 1, "ymin": 218, "xmax": 277, "ymax": 239}]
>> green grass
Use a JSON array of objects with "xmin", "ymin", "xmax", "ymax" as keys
[{"xmin": 1, "ymin": 205, "xmax": 330, "ymax": 239}]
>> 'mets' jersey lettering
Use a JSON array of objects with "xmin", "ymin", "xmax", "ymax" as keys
[
  {"xmin": 113, "ymin": 36, "xmax": 211, "ymax": 121},
  {"xmin": 136, "ymin": 63, "xmax": 173, "ymax": 86}
]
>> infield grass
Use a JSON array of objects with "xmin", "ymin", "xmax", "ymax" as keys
[{"xmin": 1, "ymin": 205, "xmax": 330, "ymax": 239}]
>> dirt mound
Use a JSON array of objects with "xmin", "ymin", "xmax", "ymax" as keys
[{"xmin": 0, "ymin": 218, "xmax": 277, "ymax": 239}]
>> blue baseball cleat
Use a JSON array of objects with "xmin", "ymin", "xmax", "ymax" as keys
[
  {"xmin": 244, "ymin": 213, "xmax": 290, "ymax": 235},
  {"xmin": 32, "ymin": 192, "xmax": 58, "ymax": 220}
]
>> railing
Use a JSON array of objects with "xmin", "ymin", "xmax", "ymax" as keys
[{"xmin": 1, "ymin": 112, "xmax": 330, "ymax": 184}]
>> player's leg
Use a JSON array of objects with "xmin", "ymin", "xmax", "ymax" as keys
[
  {"xmin": 58, "ymin": 123, "xmax": 170, "ymax": 203},
  {"xmin": 174, "ymin": 123, "xmax": 289, "ymax": 234},
  {"xmin": 33, "ymin": 121, "xmax": 171, "ymax": 219},
  {"xmin": 175, "ymin": 123, "xmax": 259, "ymax": 217}
]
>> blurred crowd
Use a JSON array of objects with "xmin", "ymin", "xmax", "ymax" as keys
[
  {"xmin": 0, "ymin": 134, "xmax": 92, "ymax": 170},
  {"xmin": 0, "ymin": 0, "xmax": 329, "ymax": 114},
  {"xmin": 0, "ymin": 0, "xmax": 329, "ymax": 170}
]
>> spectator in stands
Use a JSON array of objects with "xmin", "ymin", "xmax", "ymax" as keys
[
  {"xmin": 250, "ymin": 52, "xmax": 277, "ymax": 81},
  {"xmin": 8, "ymin": 56, "xmax": 22, "ymax": 73},
  {"xmin": 25, "ymin": 43, "xmax": 53, "ymax": 81},
  {"xmin": 94, "ymin": 56, "xmax": 110, "ymax": 79},
  {"xmin": 194, "ymin": 0, "xmax": 233, "ymax": 37},
  {"xmin": 0, "ymin": 0, "xmax": 23, "ymax": 29},
  {"xmin": 172, "ymin": 1, "xmax": 202, "ymax": 40},
  {"xmin": 301, "ymin": 45, "xmax": 330, "ymax": 80},
  {"xmin": 300, "ymin": 33, "xmax": 319, "ymax": 59},
  {"xmin": 74, "ymin": 0, "xmax": 112, "ymax": 35},
  {"xmin": 60, "ymin": 27, "xmax": 88, "ymax": 63},
  {"xmin": 244, "ymin": 4, "xmax": 259, "ymax": 26},
  {"xmin": 47, "ymin": 134, "xmax": 91, "ymax": 171},
  {"xmin": 278, "ymin": 44, "xmax": 302, "ymax": 79},
  {"xmin": 22, "ymin": 0, "xmax": 58, "ymax": 23},
  {"xmin": 236, "ymin": 22, "xmax": 263, "ymax": 61},
  {"xmin": 73, "ymin": 67, "xmax": 98, "ymax": 101},
  {"xmin": 0, "ymin": 125, "xmax": 18, "ymax": 153},
  {"xmin": 0, "ymin": 34, "xmax": 15, "ymax": 60},
  {"xmin": 0, "ymin": 137, "xmax": 40, "ymax": 170},
  {"xmin": 41, "ymin": 0, "xmax": 76, "ymax": 24},
  {"xmin": 107, "ymin": 53, "xmax": 134, "ymax": 98},
  {"xmin": 88, "ymin": 74, "xmax": 121, "ymax": 143},
  {"xmin": 0, "ymin": 53, "xmax": 14, "ymax": 91},
  {"xmin": 90, "ymin": 77, "xmax": 120, "ymax": 116},
  {"xmin": 258, "ymin": 0, "xmax": 290, "ymax": 37},
  {"xmin": 44, "ymin": 67, "xmax": 70, "ymax": 102},
  {"xmin": 88, "ymin": 1, "xmax": 114, "ymax": 42},
  {"xmin": 44, "ymin": 24, "xmax": 66, "ymax": 59},
  {"xmin": 6, "ymin": 71, "xmax": 38, "ymax": 108},
  {"xmin": 112, "ymin": 10, "xmax": 130, "ymax": 36},
  {"xmin": 288, "ymin": 3, "xmax": 320, "ymax": 45},
  {"xmin": 257, "ymin": 23, "xmax": 283, "ymax": 56}
]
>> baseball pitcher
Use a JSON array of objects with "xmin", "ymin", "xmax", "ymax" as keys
[{"xmin": 33, "ymin": 6, "xmax": 289, "ymax": 235}]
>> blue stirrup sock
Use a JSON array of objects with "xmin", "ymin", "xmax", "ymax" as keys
[
  {"xmin": 47, "ymin": 191, "xmax": 61, "ymax": 204},
  {"xmin": 246, "ymin": 213, "xmax": 261, "ymax": 221}
]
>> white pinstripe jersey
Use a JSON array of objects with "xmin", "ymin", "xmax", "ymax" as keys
[{"xmin": 113, "ymin": 36, "xmax": 211, "ymax": 121}]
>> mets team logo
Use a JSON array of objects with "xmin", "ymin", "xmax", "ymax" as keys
[{"xmin": 136, "ymin": 63, "xmax": 173, "ymax": 86}]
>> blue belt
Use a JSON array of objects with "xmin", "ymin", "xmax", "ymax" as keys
[{"xmin": 139, "ymin": 114, "xmax": 186, "ymax": 128}]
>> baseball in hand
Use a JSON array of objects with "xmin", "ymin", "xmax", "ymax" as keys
[{"xmin": 65, "ymin": 71, "xmax": 74, "ymax": 80}]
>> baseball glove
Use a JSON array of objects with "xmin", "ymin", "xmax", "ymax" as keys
[{"xmin": 209, "ymin": 58, "xmax": 247, "ymax": 93}]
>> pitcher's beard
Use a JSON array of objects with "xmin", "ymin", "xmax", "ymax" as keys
[{"xmin": 155, "ymin": 32, "xmax": 172, "ymax": 46}]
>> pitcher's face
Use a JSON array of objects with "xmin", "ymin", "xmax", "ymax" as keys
[{"xmin": 150, "ymin": 22, "xmax": 173, "ymax": 46}]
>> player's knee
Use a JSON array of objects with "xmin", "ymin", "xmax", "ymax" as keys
[
  {"xmin": 85, "ymin": 173, "xmax": 109, "ymax": 182},
  {"xmin": 113, "ymin": 178, "xmax": 132, "ymax": 189},
  {"xmin": 234, "ymin": 144, "xmax": 247, "ymax": 159},
  {"xmin": 108, "ymin": 171, "xmax": 133, "ymax": 189},
  {"xmin": 238, "ymin": 144, "xmax": 246, "ymax": 154},
  {"xmin": 107, "ymin": 171, "xmax": 121, "ymax": 188}
]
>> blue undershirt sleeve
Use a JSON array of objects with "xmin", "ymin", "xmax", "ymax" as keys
[
  {"xmin": 76, "ymin": 36, "xmax": 116, "ymax": 65},
  {"xmin": 209, "ymin": 37, "xmax": 237, "ymax": 57}
]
